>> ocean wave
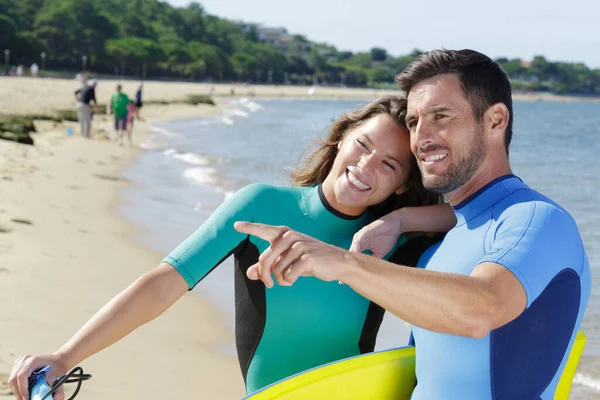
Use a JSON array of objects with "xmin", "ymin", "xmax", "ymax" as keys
[
  {"xmin": 183, "ymin": 167, "xmax": 217, "ymax": 186},
  {"xmin": 163, "ymin": 149, "xmax": 208, "ymax": 166},
  {"xmin": 238, "ymin": 97, "xmax": 263, "ymax": 112},
  {"xmin": 227, "ymin": 109, "xmax": 249, "ymax": 118},
  {"xmin": 149, "ymin": 125, "xmax": 178, "ymax": 137},
  {"xmin": 573, "ymin": 373, "xmax": 600, "ymax": 391},
  {"xmin": 139, "ymin": 140, "xmax": 163, "ymax": 150}
]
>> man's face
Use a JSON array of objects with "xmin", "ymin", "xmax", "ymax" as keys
[{"xmin": 405, "ymin": 73, "xmax": 485, "ymax": 195}]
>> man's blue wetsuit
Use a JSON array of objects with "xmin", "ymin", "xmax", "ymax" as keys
[
  {"xmin": 412, "ymin": 175, "xmax": 591, "ymax": 399},
  {"xmin": 163, "ymin": 183, "xmax": 437, "ymax": 394}
]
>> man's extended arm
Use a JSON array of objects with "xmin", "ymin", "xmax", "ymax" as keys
[
  {"xmin": 234, "ymin": 222, "xmax": 527, "ymax": 339},
  {"xmin": 338, "ymin": 254, "xmax": 526, "ymax": 338}
]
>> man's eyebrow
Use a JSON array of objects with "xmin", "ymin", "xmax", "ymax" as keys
[
  {"xmin": 429, "ymin": 106, "xmax": 451, "ymax": 114},
  {"xmin": 405, "ymin": 106, "xmax": 452, "ymax": 126}
]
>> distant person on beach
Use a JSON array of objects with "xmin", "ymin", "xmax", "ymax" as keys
[
  {"xmin": 108, "ymin": 84, "xmax": 129, "ymax": 144},
  {"xmin": 236, "ymin": 49, "xmax": 592, "ymax": 399},
  {"xmin": 30, "ymin": 63, "xmax": 39, "ymax": 77},
  {"xmin": 74, "ymin": 79, "xmax": 99, "ymax": 139},
  {"xmin": 124, "ymin": 100, "xmax": 140, "ymax": 147},
  {"xmin": 9, "ymin": 96, "xmax": 458, "ymax": 398},
  {"xmin": 135, "ymin": 83, "xmax": 143, "ymax": 116}
]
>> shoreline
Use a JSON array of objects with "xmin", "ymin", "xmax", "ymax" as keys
[
  {"xmin": 0, "ymin": 100, "xmax": 246, "ymax": 398},
  {"xmin": 2, "ymin": 77, "xmax": 598, "ymax": 117}
]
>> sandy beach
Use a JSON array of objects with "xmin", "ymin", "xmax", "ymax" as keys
[
  {"xmin": 0, "ymin": 77, "xmax": 248, "ymax": 399},
  {"xmin": 0, "ymin": 75, "xmax": 597, "ymax": 399}
]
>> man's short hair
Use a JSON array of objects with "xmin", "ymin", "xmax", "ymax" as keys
[{"xmin": 395, "ymin": 49, "xmax": 513, "ymax": 154}]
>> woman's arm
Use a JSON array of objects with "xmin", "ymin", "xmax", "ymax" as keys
[
  {"xmin": 350, "ymin": 203, "xmax": 455, "ymax": 258},
  {"xmin": 9, "ymin": 263, "xmax": 187, "ymax": 400},
  {"xmin": 57, "ymin": 263, "xmax": 187, "ymax": 368},
  {"xmin": 394, "ymin": 203, "xmax": 456, "ymax": 233}
]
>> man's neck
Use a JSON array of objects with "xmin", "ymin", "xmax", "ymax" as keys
[{"xmin": 446, "ymin": 161, "xmax": 513, "ymax": 206}]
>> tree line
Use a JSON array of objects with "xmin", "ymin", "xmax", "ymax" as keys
[{"xmin": 1, "ymin": 0, "xmax": 599, "ymax": 94}]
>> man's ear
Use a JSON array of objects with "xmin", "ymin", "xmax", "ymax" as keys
[{"xmin": 485, "ymin": 103, "xmax": 509, "ymax": 139}]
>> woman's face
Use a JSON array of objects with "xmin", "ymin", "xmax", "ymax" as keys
[{"xmin": 322, "ymin": 113, "xmax": 414, "ymax": 216}]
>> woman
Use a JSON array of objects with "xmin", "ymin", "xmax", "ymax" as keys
[{"xmin": 9, "ymin": 96, "xmax": 455, "ymax": 398}]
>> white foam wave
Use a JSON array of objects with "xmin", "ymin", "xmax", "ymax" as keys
[
  {"xmin": 227, "ymin": 109, "xmax": 249, "ymax": 118},
  {"xmin": 149, "ymin": 125, "xmax": 178, "ymax": 137},
  {"xmin": 573, "ymin": 373, "xmax": 600, "ymax": 391},
  {"xmin": 198, "ymin": 120, "xmax": 215, "ymax": 126},
  {"xmin": 183, "ymin": 167, "xmax": 216, "ymax": 186},
  {"xmin": 173, "ymin": 153, "xmax": 207, "ymax": 166},
  {"xmin": 238, "ymin": 98, "xmax": 263, "ymax": 112},
  {"xmin": 140, "ymin": 140, "xmax": 162, "ymax": 150},
  {"xmin": 162, "ymin": 149, "xmax": 208, "ymax": 166},
  {"xmin": 221, "ymin": 117, "xmax": 234, "ymax": 125}
]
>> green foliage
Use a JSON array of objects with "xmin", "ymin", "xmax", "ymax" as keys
[
  {"xmin": 346, "ymin": 52, "xmax": 372, "ymax": 69},
  {"xmin": 0, "ymin": 14, "xmax": 18, "ymax": 47},
  {"xmin": 188, "ymin": 41, "xmax": 230, "ymax": 79},
  {"xmin": 368, "ymin": 66, "xmax": 395, "ymax": 85},
  {"xmin": 499, "ymin": 59, "xmax": 527, "ymax": 77},
  {"xmin": 106, "ymin": 37, "xmax": 164, "ymax": 64},
  {"xmin": 0, "ymin": 0, "xmax": 597, "ymax": 93},
  {"xmin": 370, "ymin": 47, "xmax": 387, "ymax": 62}
]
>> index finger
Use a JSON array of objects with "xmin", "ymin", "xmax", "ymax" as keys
[{"xmin": 234, "ymin": 221, "xmax": 282, "ymax": 243}]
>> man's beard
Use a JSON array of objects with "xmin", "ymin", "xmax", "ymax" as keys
[{"xmin": 421, "ymin": 126, "xmax": 485, "ymax": 194}]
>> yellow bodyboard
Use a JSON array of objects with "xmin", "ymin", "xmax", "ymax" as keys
[
  {"xmin": 244, "ymin": 346, "xmax": 416, "ymax": 400},
  {"xmin": 555, "ymin": 330, "xmax": 586, "ymax": 399},
  {"xmin": 245, "ymin": 331, "xmax": 586, "ymax": 400}
]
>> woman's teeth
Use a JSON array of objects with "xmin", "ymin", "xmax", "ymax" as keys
[{"xmin": 347, "ymin": 171, "xmax": 371, "ymax": 190}]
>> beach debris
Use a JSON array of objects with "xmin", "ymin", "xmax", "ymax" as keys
[
  {"xmin": 0, "ymin": 116, "xmax": 37, "ymax": 145},
  {"xmin": 92, "ymin": 173, "xmax": 130, "ymax": 183},
  {"xmin": 0, "ymin": 131, "xmax": 33, "ymax": 145},
  {"xmin": 11, "ymin": 218, "xmax": 33, "ymax": 225},
  {"xmin": 184, "ymin": 95, "xmax": 215, "ymax": 106}
]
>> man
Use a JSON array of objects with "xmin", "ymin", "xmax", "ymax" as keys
[
  {"xmin": 235, "ymin": 49, "xmax": 591, "ymax": 399},
  {"xmin": 74, "ymin": 79, "xmax": 99, "ymax": 139},
  {"xmin": 108, "ymin": 84, "xmax": 129, "ymax": 145}
]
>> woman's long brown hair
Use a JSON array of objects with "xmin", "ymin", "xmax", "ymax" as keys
[{"xmin": 291, "ymin": 95, "xmax": 442, "ymax": 218}]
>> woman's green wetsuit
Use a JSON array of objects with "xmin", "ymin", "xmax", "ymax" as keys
[{"xmin": 163, "ymin": 183, "xmax": 438, "ymax": 393}]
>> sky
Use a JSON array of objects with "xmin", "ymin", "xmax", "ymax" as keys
[{"xmin": 166, "ymin": 0, "xmax": 600, "ymax": 69}]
